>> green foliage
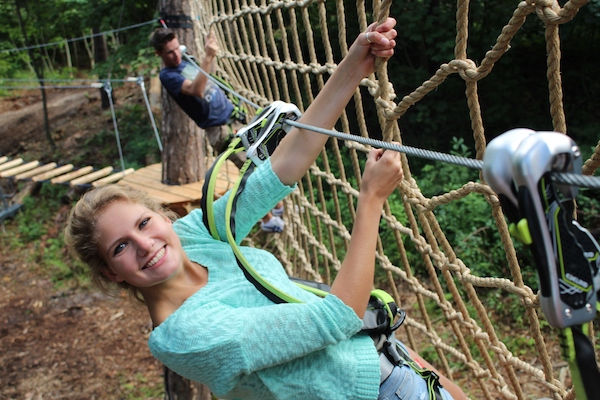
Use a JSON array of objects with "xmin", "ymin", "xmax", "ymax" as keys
[
  {"xmin": 1, "ymin": 183, "xmax": 90, "ymax": 289},
  {"xmin": 577, "ymin": 188, "xmax": 600, "ymax": 233},
  {"xmin": 118, "ymin": 372, "xmax": 163, "ymax": 400},
  {"xmin": 93, "ymin": 23, "xmax": 159, "ymax": 78},
  {"xmin": 413, "ymin": 138, "xmax": 508, "ymax": 281},
  {"xmin": 15, "ymin": 184, "xmax": 64, "ymax": 241},
  {"xmin": 0, "ymin": 0, "xmax": 157, "ymax": 80}
]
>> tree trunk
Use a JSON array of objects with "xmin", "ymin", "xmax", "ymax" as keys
[
  {"xmin": 157, "ymin": 0, "xmax": 210, "ymax": 398},
  {"xmin": 159, "ymin": 0, "xmax": 207, "ymax": 185},
  {"xmin": 14, "ymin": 0, "xmax": 55, "ymax": 151},
  {"xmin": 92, "ymin": 26, "xmax": 113, "ymax": 109},
  {"xmin": 163, "ymin": 367, "xmax": 213, "ymax": 400}
]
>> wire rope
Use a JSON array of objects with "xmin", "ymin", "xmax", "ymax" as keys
[
  {"xmin": 284, "ymin": 119, "xmax": 600, "ymax": 190},
  {"xmin": 102, "ymin": 80, "xmax": 126, "ymax": 171},
  {"xmin": 0, "ymin": 19, "xmax": 158, "ymax": 54}
]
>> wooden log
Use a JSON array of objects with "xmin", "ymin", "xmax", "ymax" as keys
[
  {"xmin": 33, "ymin": 164, "xmax": 74, "ymax": 182},
  {"xmin": 15, "ymin": 163, "xmax": 57, "ymax": 180},
  {"xmin": 0, "ymin": 158, "xmax": 23, "ymax": 172},
  {"xmin": 0, "ymin": 156, "xmax": 7, "ymax": 164},
  {"xmin": 70, "ymin": 167, "xmax": 113, "ymax": 186},
  {"xmin": 51, "ymin": 166, "xmax": 94, "ymax": 184},
  {"xmin": 0, "ymin": 161, "xmax": 40, "ymax": 178},
  {"xmin": 92, "ymin": 168, "xmax": 135, "ymax": 187}
]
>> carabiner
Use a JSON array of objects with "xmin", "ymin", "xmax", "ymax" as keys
[{"xmin": 236, "ymin": 101, "xmax": 302, "ymax": 165}]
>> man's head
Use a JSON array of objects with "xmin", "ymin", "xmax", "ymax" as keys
[{"xmin": 150, "ymin": 28, "xmax": 182, "ymax": 68}]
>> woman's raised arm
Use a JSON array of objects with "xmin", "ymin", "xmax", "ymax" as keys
[{"xmin": 270, "ymin": 18, "xmax": 397, "ymax": 185}]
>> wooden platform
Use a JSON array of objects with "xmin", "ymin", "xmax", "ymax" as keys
[
  {"xmin": 0, "ymin": 155, "xmax": 240, "ymax": 216},
  {"xmin": 118, "ymin": 162, "xmax": 239, "ymax": 215}
]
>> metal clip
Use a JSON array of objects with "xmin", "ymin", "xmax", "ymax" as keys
[
  {"xmin": 236, "ymin": 101, "xmax": 301, "ymax": 165},
  {"xmin": 484, "ymin": 130, "xmax": 599, "ymax": 328}
]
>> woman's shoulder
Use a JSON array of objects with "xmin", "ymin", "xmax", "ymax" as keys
[{"xmin": 173, "ymin": 208, "xmax": 208, "ymax": 238}]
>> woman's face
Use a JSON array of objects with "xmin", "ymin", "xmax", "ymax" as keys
[{"xmin": 96, "ymin": 200, "xmax": 184, "ymax": 288}]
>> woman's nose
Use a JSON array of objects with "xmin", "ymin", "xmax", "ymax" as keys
[{"xmin": 135, "ymin": 235, "xmax": 154, "ymax": 256}]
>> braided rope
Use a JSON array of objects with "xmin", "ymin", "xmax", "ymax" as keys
[{"xmin": 192, "ymin": 1, "xmax": 599, "ymax": 398}]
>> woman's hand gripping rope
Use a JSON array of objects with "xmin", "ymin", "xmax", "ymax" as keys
[
  {"xmin": 363, "ymin": 20, "xmax": 397, "ymax": 60},
  {"xmin": 330, "ymin": 146, "xmax": 403, "ymax": 318},
  {"xmin": 270, "ymin": 18, "xmax": 397, "ymax": 186}
]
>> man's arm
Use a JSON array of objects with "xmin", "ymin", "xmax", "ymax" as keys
[{"xmin": 180, "ymin": 30, "xmax": 218, "ymax": 97}]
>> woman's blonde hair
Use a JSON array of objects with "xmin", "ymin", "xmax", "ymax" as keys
[{"xmin": 64, "ymin": 185, "xmax": 177, "ymax": 301}]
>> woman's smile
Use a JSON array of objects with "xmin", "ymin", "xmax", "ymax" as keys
[{"xmin": 143, "ymin": 246, "xmax": 167, "ymax": 270}]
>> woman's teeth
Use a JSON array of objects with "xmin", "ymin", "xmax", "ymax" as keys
[{"xmin": 143, "ymin": 247, "xmax": 165, "ymax": 269}]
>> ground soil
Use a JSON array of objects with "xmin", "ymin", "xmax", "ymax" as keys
[{"xmin": 0, "ymin": 86, "xmax": 166, "ymax": 399}]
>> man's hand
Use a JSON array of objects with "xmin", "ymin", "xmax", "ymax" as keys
[{"xmin": 205, "ymin": 30, "xmax": 218, "ymax": 59}]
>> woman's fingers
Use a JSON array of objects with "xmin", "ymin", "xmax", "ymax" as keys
[{"xmin": 363, "ymin": 18, "xmax": 397, "ymax": 56}]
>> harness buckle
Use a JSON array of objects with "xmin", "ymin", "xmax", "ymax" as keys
[{"xmin": 362, "ymin": 289, "xmax": 405, "ymax": 337}]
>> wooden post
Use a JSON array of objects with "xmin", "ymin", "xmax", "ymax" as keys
[
  {"xmin": 157, "ymin": 2, "xmax": 212, "ymax": 398},
  {"xmin": 159, "ymin": 0, "xmax": 207, "ymax": 186}
]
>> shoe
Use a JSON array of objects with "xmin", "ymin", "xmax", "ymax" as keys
[
  {"xmin": 271, "ymin": 205, "xmax": 284, "ymax": 217},
  {"xmin": 261, "ymin": 216, "xmax": 284, "ymax": 233}
]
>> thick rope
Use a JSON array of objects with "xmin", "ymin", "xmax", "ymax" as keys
[{"xmin": 194, "ymin": 1, "xmax": 599, "ymax": 398}]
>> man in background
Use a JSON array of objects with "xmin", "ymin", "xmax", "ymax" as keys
[
  {"xmin": 150, "ymin": 27, "xmax": 234, "ymax": 155},
  {"xmin": 150, "ymin": 28, "xmax": 284, "ymax": 232}
]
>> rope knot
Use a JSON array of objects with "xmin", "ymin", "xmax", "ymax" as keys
[
  {"xmin": 534, "ymin": 0, "xmax": 562, "ymax": 24},
  {"xmin": 452, "ymin": 59, "xmax": 479, "ymax": 81}
]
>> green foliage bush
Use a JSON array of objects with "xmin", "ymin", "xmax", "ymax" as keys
[
  {"xmin": 412, "ymin": 138, "xmax": 510, "ymax": 279},
  {"xmin": 2, "ymin": 182, "xmax": 90, "ymax": 289}
]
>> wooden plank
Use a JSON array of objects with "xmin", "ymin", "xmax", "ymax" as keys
[
  {"xmin": 51, "ymin": 166, "xmax": 94, "ymax": 184},
  {"xmin": 33, "ymin": 164, "xmax": 74, "ymax": 182},
  {"xmin": 121, "ymin": 172, "xmax": 204, "ymax": 199},
  {"xmin": 117, "ymin": 161, "xmax": 239, "ymax": 209},
  {"xmin": 119, "ymin": 164, "xmax": 202, "ymax": 199},
  {"xmin": 0, "ymin": 158, "xmax": 23, "ymax": 172},
  {"xmin": 121, "ymin": 177, "xmax": 197, "ymax": 202},
  {"xmin": 92, "ymin": 168, "xmax": 135, "ymax": 187},
  {"xmin": 15, "ymin": 162, "xmax": 57, "ymax": 180},
  {"xmin": 0, "ymin": 161, "xmax": 40, "ymax": 178},
  {"xmin": 70, "ymin": 167, "xmax": 113, "ymax": 186},
  {"xmin": 117, "ymin": 180, "xmax": 190, "ymax": 204},
  {"xmin": 120, "ymin": 163, "xmax": 160, "ymax": 182}
]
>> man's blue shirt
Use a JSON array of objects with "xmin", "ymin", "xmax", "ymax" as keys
[{"xmin": 159, "ymin": 61, "xmax": 233, "ymax": 129}]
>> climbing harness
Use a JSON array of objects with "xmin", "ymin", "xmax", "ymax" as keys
[
  {"xmin": 210, "ymin": 74, "xmax": 248, "ymax": 124},
  {"xmin": 201, "ymin": 101, "xmax": 446, "ymax": 398},
  {"xmin": 483, "ymin": 129, "xmax": 600, "ymax": 400}
]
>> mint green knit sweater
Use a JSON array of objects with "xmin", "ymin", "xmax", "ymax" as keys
[{"xmin": 148, "ymin": 159, "xmax": 380, "ymax": 400}]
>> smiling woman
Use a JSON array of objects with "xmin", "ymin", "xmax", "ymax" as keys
[{"xmin": 63, "ymin": 18, "xmax": 466, "ymax": 400}]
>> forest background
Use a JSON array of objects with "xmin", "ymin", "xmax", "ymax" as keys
[{"xmin": 0, "ymin": 0, "xmax": 600, "ymax": 398}]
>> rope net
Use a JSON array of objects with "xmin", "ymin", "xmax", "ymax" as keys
[{"xmin": 190, "ymin": 1, "xmax": 599, "ymax": 398}]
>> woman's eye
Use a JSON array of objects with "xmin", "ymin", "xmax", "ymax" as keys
[
  {"xmin": 113, "ymin": 242, "xmax": 127, "ymax": 256},
  {"xmin": 139, "ymin": 217, "xmax": 150, "ymax": 229}
]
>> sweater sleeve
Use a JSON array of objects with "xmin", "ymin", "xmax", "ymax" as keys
[
  {"xmin": 149, "ymin": 294, "xmax": 363, "ymax": 393},
  {"xmin": 211, "ymin": 158, "xmax": 294, "ymax": 243}
]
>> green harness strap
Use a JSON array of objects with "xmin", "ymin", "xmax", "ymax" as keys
[{"xmin": 199, "ymin": 106, "xmax": 445, "ymax": 399}]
